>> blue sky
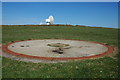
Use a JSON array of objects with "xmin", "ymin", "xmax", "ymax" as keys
[
  {"xmin": 2, "ymin": 0, "xmax": 120, "ymax": 2},
  {"xmin": 2, "ymin": 2, "xmax": 118, "ymax": 28}
]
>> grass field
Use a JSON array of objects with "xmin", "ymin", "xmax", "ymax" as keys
[{"xmin": 2, "ymin": 26, "xmax": 119, "ymax": 78}]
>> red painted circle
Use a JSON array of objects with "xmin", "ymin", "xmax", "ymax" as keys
[{"xmin": 2, "ymin": 39, "xmax": 114, "ymax": 61}]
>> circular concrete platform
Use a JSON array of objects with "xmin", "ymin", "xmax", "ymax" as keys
[{"xmin": 2, "ymin": 39, "xmax": 114, "ymax": 62}]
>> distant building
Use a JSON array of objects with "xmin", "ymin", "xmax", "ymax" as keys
[{"xmin": 45, "ymin": 16, "xmax": 54, "ymax": 25}]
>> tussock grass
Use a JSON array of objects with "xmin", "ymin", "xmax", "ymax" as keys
[{"xmin": 2, "ymin": 26, "xmax": 118, "ymax": 78}]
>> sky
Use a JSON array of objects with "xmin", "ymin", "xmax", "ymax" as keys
[
  {"xmin": 0, "ymin": 2, "xmax": 1, "ymax": 25},
  {"xmin": 2, "ymin": 2, "xmax": 118, "ymax": 28},
  {"xmin": 2, "ymin": 0, "xmax": 120, "ymax": 2}
]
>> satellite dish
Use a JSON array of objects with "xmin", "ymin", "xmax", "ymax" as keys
[
  {"xmin": 49, "ymin": 16, "xmax": 54, "ymax": 24},
  {"xmin": 39, "ymin": 20, "xmax": 43, "ymax": 25},
  {"xmin": 46, "ymin": 16, "xmax": 54, "ymax": 25}
]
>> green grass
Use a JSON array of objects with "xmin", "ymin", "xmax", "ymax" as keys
[{"xmin": 2, "ymin": 26, "xmax": 119, "ymax": 78}]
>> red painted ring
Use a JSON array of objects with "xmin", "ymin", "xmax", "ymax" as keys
[{"xmin": 2, "ymin": 39, "xmax": 114, "ymax": 61}]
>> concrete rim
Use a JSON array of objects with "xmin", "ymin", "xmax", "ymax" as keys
[{"xmin": 2, "ymin": 39, "xmax": 114, "ymax": 61}]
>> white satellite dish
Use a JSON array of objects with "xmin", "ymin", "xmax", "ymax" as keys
[
  {"xmin": 46, "ymin": 16, "xmax": 54, "ymax": 25},
  {"xmin": 39, "ymin": 21, "xmax": 43, "ymax": 25}
]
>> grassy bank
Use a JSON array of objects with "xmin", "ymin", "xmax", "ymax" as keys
[{"xmin": 2, "ymin": 26, "xmax": 118, "ymax": 78}]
